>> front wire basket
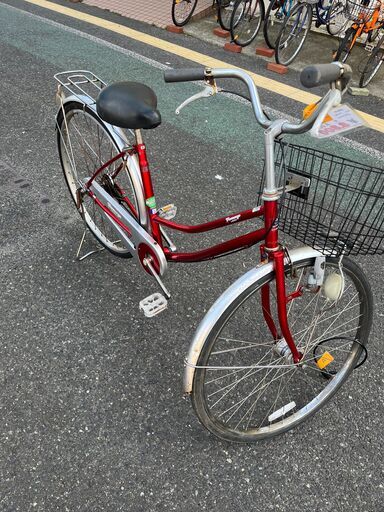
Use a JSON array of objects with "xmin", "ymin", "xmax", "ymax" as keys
[
  {"xmin": 261, "ymin": 140, "xmax": 384, "ymax": 256},
  {"xmin": 345, "ymin": 0, "xmax": 378, "ymax": 23}
]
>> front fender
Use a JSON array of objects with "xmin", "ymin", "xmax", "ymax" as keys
[{"xmin": 183, "ymin": 246, "xmax": 323, "ymax": 394}]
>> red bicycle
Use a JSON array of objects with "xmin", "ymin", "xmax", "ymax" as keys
[{"xmin": 55, "ymin": 63, "xmax": 382, "ymax": 442}]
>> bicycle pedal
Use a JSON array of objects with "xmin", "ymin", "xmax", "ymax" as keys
[
  {"xmin": 158, "ymin": 204, "xmax": 177, "ymax": 220},
  {"xmin": 365, "ymin": 44, "xmax": 374, "ymax": 52},
  {"xmin": 139, "ymin": 293, "xmax": 168, "ymax": 317}
]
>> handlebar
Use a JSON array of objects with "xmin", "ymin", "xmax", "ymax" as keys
[
  {"xmin": 300, "ymin": 62, "xmax": 352, "ymax": 88},
  {"xmin": 164, "ymin": 68, "xmax": 206, "ymax": 83},
  {"xmin": 163, "ymin": 63, "xmax": 352, "ymax": 136}
]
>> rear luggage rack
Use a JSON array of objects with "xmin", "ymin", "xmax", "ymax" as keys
[{"xmin": 54, "ymin": 70, "xmax": 107, "ymax": 104}]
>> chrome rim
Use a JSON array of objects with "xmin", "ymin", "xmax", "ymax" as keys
[
  {"xmin": 59, "ymin": 108, "xmax": 137, "ymax": 254},
  {"xmin": 197, "ymin": 260, "xmax": 368, "ymax": 437}
]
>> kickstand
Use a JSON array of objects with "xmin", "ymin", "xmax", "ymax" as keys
[{"xmin": 76, "ymin": 229, "xmax": 106, "ymax": 261}]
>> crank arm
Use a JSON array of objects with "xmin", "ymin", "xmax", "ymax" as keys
[{"xmin": 89, "ymin": 180, "xmax": 168, "ymax": 276}]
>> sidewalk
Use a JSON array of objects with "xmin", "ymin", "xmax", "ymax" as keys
[
  {"xmin": 82, "ymin": 0, "xmax": 213, "ymax": 28},
  {"xmin": 78, "ymin": 0, "xmax": 383, "ymax": 98}
]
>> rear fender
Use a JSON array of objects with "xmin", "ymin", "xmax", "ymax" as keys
[{"xmin": 56, "ymin": 94, "xmax": 148, "ymax": 229}]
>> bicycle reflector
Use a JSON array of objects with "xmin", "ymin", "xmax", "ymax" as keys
[{"xmin": 303, "ymin": 102, "xmax": 332, "ymax": 123}]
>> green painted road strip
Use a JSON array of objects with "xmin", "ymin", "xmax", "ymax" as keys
[
  {"xmin": 0, "ymin": 2, "xmax": 382, "ymax": 171},
  {"xmin": 20, "ymin": 0, "xmax": 384, "ymax": 135}
]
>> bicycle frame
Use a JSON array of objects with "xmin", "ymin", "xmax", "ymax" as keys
[
  {"xmin": 350, "ymin": 4, "xmax": 383, "ymax": 44},
  {"xmin": 315, "ymin": 0, "xmax": 332, "ymax": 24},
  {"xmin": 85, "ymin": 141, "xmax": 269, "ymax": 263},
  {"xmin": 275, "ymin": 0, "xmax": 331, "ymax": 26},
  {"xmin": 84, "ymin": 126, "xmax": 302, "ymax": 363}
]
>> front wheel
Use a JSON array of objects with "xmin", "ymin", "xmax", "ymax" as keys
[
  {"xmin": 334, "ymin": 26, "xmax": 358, "ymax": 63},
  {"xmin": 230, "ymin": 0, "xmax": 265, "ymax": 47},
  {"xmin": 191, "ymin": 256, "xmax": 372, "ymax": 442},
  {"xmin": 171, "ymin": 0, "xmax": 198, "ymax": 26},
  {"xmin": 359, "ymin": 33, "xmax": 384, "ymax": 87},
  {"xmin": 217, "ymin": 0, "xmax": 242, "ymax": 31},
  {"xmin": 326, "ymin": 0, "xmax": 348, "ymax": 36},
  {"xmin": 263, "ymin": 0, "xmax": 292, "ymax": 49},
  {"xmin": 275, "ymin": 3, "xmax": 312, "ymax": 66}
]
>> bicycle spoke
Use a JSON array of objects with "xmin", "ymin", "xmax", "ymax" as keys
[{"xmin": 193, "ymin": 256, "xmax": 372, "ymax": 441}]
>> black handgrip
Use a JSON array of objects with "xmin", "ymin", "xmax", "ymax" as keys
[
  {"xmin": 164, "ymin": 68, "xmax": 206, "ymax": 83},
  {"xmin": 300, "ymin": 63, "xmax": 351, "ymax": 88}
]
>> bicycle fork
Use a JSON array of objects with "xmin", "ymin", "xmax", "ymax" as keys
[{"xmin": 261, "ymin": 249, "xmax": 303, "ymax": 364}]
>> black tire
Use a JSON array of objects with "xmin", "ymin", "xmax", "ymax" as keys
[
  {"xmin": 367, "ymin": 27, "xmax": 381, "ymax": 43},
  {"xmin": 275, "ymin": 2, "xmax": 312, "ymax": 66},
  {"xmin": 230, "ymin": 0, "xmax": 265, "ymax": 47},
  {"xmin": 326, "ymin": 0, "xmax": 348, "ymax": 36},
  {"xmin": 171, "ymin": 0, "xmax": 198, "ymax": 27},
  {"xmin": 263, "ymin": 0, "xmax": 290, "ymax": 49},
  {"xmin": 191, "ymin": 256, "xmax": 372, "ymax": 442},
  {"xmin": 359, "ymin": 34, "xmax": 384, "ymax": 87},
  {"xmin": 334, "ymin": 26, "xmax": 358, "ymax": 63},
  {"xmin": 315, "ymin": 0, "xmax": 333, "ymax": 25},
  {"xmin": 56, "ymin": 101, "xmax": 141, "ymax": 258},
  {"xmin": 218, "ymin": 0, "xmax": 241, "ymax": 31}
]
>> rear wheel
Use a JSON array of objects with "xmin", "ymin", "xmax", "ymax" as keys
[
  {"xmin": 359, "ymin": 34, "xmax": 384, "ymax": 87},
  {"xmin": 263, "ymin": 0, "xmax": 292, "ymax": 49},
  {"xmin": 191, "ymin": 256, "xmax": 372, "ymax": 442},
  {"xmin": 230, "ymin": 0, "xmax": 266, "ymax": 46},
  {"xmin": 57, "ymin": 102, "xmax": 141, "ymax": 258},
  {"xmin": 326, "ymin": 0, "xmax": 348, "ymax": 36},
  {"xmin": 315, "ymin": 0, "xmax": 333, "ymax": 25},
  {"xmin": 218, "ymin": 0, "xmax": 243, "ymax": 31},
  {"xmin": 171, "ymin": 0, "xmax": 198, "ymax": 26},
  {"xmin": 334, "ymin": 26, "xmax": 358, "ymax": 63},
  {"xmin": 275, "ymin": 2, "xmax": 312, "ymax": 65},
  {"xmin": 367, "ymin": 26, "xmax": 381, "ymax": 43}
]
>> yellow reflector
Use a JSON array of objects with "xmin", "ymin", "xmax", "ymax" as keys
[
  {"xmin": 303, "ymin": 103, "xmax": 332, "ymax": 123},
  {"xmin": 317, "ymin": 351, "xmax": 335, "ymax": 370}
]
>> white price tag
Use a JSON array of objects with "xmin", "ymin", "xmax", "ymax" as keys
[{"xmin": 311, "ymin": 104, "xmax": 367, "ymax": 139}]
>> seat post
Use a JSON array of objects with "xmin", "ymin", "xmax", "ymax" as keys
[
  {"xmin": 134, "ymin": 129, "xmax": 143, "ymax": 145},
  {"xmin": 133, "ymin": 127, "xmax": 163, "ymax": 246}
]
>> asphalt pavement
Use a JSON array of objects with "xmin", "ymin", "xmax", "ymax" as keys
[{"xmin": 0, "ymin": 1, "xmax": 383, "ymax": 511}]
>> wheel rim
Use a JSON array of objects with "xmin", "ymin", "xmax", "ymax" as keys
[
  {"xmin": 58, "ymin": 107, "xmax": 138, "ymax": 255},
  {"xmin": 264, "ymin": 0, "xmax": 290, "ymax": 49},
  {"xmin": 361, "ymin": 49, "xmax": 384, "ymax": 87},
  {"xmin": 219, "ymin": 0, "xmax": 240, "ymax": 31},
  {"xmin": 276, "ymin": 5, "xmax": 311, "ymax": 65},
  {"xmin": 336, "ymin": 28, "xmax": 356, "ymax": 63},
  {"xmin": 232, "ymin": 0, "xmax": 263, "ymax": 46},
  {"xmin": 194, "ymin": 258, "xmax": 370, "ymax": 440},
  {"xmin": 327, "ymin": 2, "xmax": 347, "ymax": 35},
  {"xmin": 173, "ymin": 0, "xmax": 196, "ymax": 25}
]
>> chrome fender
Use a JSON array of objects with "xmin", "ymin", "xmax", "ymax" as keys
[
  {"xmin": 56, "ymin": 94, "xmax": 148, "ymax": 229},
  {"xmin": 183, "ymin": 246, "xmax": 323, "ymax": 394}
]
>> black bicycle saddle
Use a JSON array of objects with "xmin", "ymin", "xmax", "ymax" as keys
[{"xmin": 96, "ymin": 81, "xmax": 161, "ymax": 130}]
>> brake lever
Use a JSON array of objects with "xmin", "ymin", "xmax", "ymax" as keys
[{"xmin": 175, "ymin": 85, "xmax": 219, "ymax": 115}]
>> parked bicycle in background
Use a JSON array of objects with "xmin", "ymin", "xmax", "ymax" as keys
[
  {"xmin": 172, "ymin": 0, "xmax": 239, "ymax": 28},
  {"xmin": 334, "ymin": 0, "xmax": 384, "ymax": 86},
  {"xmin": 229, "ymin": 0, "xmax": 265, "ymax": 46},
  {"xmin": 172, "ymin": 0, "xmax": 204, "ymax": 26},
  {"xmin": 274, "ymin": 0, "xmax": 337, "ymax": 65}
]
